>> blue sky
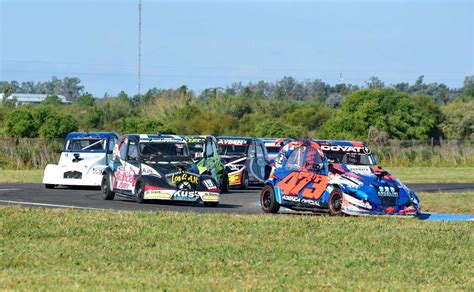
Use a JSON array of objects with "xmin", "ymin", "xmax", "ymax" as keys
[{"xmin": 1, "ymin": 0, "xmax": 472, "ymax": 96}]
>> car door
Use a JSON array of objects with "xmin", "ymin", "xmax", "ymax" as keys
[
  {"xmin": 255, "ymin": 142, "xmax": 267, "ymax": 181},
  {"xmin": 204, "ymin": 137, "xmax": 217, "ymax": 178},
  {"xmin": 123, "ymin": 138, "xmax": 140, "ymax": 192},
  {"xmin": 247, "ymin": 141, "xmax": 259, "ymax": 182},
  {"xmin": 276, "ymin": 145, "xmax": 328, "ymax": 200}
]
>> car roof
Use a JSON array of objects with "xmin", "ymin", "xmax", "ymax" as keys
[
  {"xmin": 313, "ymin": 139, "xmax": 368, "ymax": 147},
  {"xmin": 66, "ymin": 132, "xmax": 118, "ymax": 140},
  {"xmin": 121, "ymin": 134, "xmax": 186, "ymax": 143},
  {"xmin": 217, "ymin": 136, "xmax": 262, "ymax": 143}
]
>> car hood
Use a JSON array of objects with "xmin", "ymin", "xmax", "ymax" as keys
[
  {"xmin": 328, "ymin": 163, "xmax": 413, "ymax": 207},
  {"xmin": 142, "ymin": 160, "xmax": 198, "ymax": 176}
]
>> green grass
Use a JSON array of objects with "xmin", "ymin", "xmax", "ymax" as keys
[
  {"xmin": 418, "ymin": 191, "xmax": 474, "ymax": 214},
  {"xmin": 1, "ymin": 167, "xmax": 473, "ymax": 184},
  {"xmin": 387, "ymin": 167, "xmax": 474, "ymax": 183},
  {"xmin": 0, "ymin": 169, "xmax": 44, "ymax": 183},
  {"xmin": 1, "ymin": 207, "xmax": 473, "ymax": 290}
]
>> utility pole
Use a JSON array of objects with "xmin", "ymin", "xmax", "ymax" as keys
[{"xmin": 138, "ymin": 0, "xmax": 142, "ymax": 96}]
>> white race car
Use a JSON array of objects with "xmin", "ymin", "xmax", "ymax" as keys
[{"xmin": 42, "ymin": 132, "xmax": 119, "ymax": 188}]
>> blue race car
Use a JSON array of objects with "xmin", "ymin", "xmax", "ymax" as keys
[{"xmin": 261, "ymin": 140, "xmax": 420, "ymax": 216}]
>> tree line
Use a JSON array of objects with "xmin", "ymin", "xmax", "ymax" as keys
[{"xmin": 0, "ymin": 75, "xmax": 473, "ymax": 142}]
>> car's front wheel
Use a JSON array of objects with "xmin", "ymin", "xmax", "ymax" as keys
[
  {"xmin": 101, "ymin": 175, "xmax": 115, "ymax": 200},
  {"xmin": 328, "ymin": 189, "xmax": 343, "ymax": 216},
  {"xmin": 220, "ymin": 173, "xmax": 229, "ymax": 193},
  {"xmin": 261, "ymin": 185, "xmax": 280, "ymax": 213},
  {"xmin": 135, "ymin": 181, "xmax": 145, "ymax": 204}
]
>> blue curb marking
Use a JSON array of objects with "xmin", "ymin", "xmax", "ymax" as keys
[
  {"xmin": 418, "ymin": 213, "xmax": 474, "ymax": 221},
  {"xmin": 256, "ymin": 201, "xmax": 473, "ymax": 221}
]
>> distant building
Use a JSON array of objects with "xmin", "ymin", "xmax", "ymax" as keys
[{"xmin": 0, "ymin": 93, "xmax": 71, "ymax": 106}]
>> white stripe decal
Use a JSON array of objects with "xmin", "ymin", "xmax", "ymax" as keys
[
  {"xmin": 0, "ymin": 200, "xmax": 107, "ymax": 211},
  {"xmin": 0, "ymin": 189, "xmax": 19, "ymax": 191},
  {"xmin": 225, "ymin": 157, "xmax": 246, "ymax": 166}
]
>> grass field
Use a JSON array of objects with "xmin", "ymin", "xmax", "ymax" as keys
[
  {"xmin": 388, "ymin": 167, "xmax": 474, "ymax": 183},
  {"xmin": 418, "ymin": 191, "xmax": 474, "ymax": 214},
  {"xmin": 1, "ymin": 207, "xmax": 473, "ymax": 290},
  {"xmin": 0, "ymin": 167, "xmax": 473, "ymax": 184}
]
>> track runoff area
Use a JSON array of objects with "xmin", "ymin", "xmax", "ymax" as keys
[{"xmin": 0, "ymin": 183, "xmax": 473, "ymax": 221}]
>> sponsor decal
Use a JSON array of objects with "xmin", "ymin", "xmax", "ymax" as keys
[
  {"xmin": 185, "ymin": 137, "xmax": 206, "ymax": 143},
  {"xmin": 282, "ymin": 195, "xmax": 321, "ymax": 206},
  {"xmin": 202, "ymin": 179, "xmax": 215, "ymax": 189},
  {"xmin": 346, "ymin": 165, "xmax": 372, "ymax": 175},
  {"xmin": 144, "ymin": 190, "xmax": 173, "ymax": 200},
  {"xmin": 173, "ymin": 190, "xmax": 199, "ymax": 200},
  {"xmin": 171, "ymin": 172, "xmax": 199, "ymax": 184},
  {"xmin": 201, "ymin": 193, "xmax": 219, "ymax": 202},
  {"xmin": 377, "ymin": 186, "xmax": 398, "ymax": 197},
  {"xmin": 321, "ymin": 145, "xmax": 371, "ymax": 154},
  {"xmin": 218, "ymin": 139, "xmax": 248, "ymax": 146},
  {"xmin": 277, "ymin": 172, "xmax": 328, "ymax": 200}
]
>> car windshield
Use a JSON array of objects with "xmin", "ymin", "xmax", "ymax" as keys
[
  {"xmin": 219, "ymin": 144, "xmax": 248, "ymax": 156},
  {"xmin": 324, "ymin": 151, "xmax": 376, "ymax": 166},
  {"xmin": 187, "ymin": 142, "xmax": 204, "ymax": 157},
  {"xmin": 66, "ymin": 139, "xmax": 105, "ymax": 151},
  {"xmin": 139, "ymin": 142, "xmax": 189, "ymax": 158}
]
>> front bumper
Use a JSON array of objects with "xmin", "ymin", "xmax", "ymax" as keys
[
  {"xmin": 143, "ymin": 186, "xmax": 219, "ymax": 202},
  {"xmin": 42, "ymin": 164, "xmax": 104, "ymax": 186},
  {"xmin": 341, "ymin": 193, "xmax": 419, "ymax": 217}
]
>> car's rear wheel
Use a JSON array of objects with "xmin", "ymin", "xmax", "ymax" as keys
[
  {"xmin": 240, "ymin": 171, "xmax": 249, "ymax": 190},
  {"xmin": 220, "ymin": 173, "xmax": 229, "ymax": 193},
  {"xmin": 44, "ymin": 184, "xmax": 55, "ymax": 189},
  {"xmin": 261, "ymin": 185, "xmax": 280, "ymax": 213},
  {"xmin": 204, "ymin": 202, "xmax": 219, "ymax": 207},
  {"xmin": 135, "ymin": 181, "xmax": 145, "ymax": 204},
  {"xmin": 328, "ymin": 189, "xmax": 343, "ymax": 216},
  {"xmin": 101, "ymin": 175, "xmax": 115, "ymax": 200}
]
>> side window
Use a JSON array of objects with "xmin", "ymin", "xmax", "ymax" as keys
[
  {"xmin": 212, "ymin": 139, "xmax": 218, "ymax": 156},
  {"xmin": 286, "ymin": 147, "xmax": 303, "ymax": 170},
  {"xmin": 119, "ymin": 139, "xmax": 128, "ymax": 160},
  {"xmin": 206, "ymin": 139, "xmax": 214, "ymax": 157},
  {"xmin": 248, "ymin": 142, "xmax": 256, "ymax": 157},
  {"xmin": 108, "ymin": 137, "xmax": 117, "ymax": 152},
  {"xmin": 127, "ymin": 140, "xmax": 138, "ymax": 161},
  {"xmin": 256, "ymin": 143, "xmax": 265, "ymax": 158}
]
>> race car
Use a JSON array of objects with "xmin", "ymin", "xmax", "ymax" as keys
[
  {"xmin": 217, "ymin": 136, "xmax": 270, "ymax": 189},
  {"xmin": 183, "ymin": 135, "xmax": 229, "ymax": 192},
  {"xmin": 101, "ymin": 134, "xmax": 220, "ymax": 206},
  {"xmin": 42, "ymin": 132, "xmax": 119, "ymax": 188},
  {"xmin": 261, "ymin": 140, "xmax": 420, "ymax": 216}
]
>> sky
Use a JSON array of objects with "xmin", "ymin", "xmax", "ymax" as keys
[{"xmin": 1, "ymin": 0, "xmax": 473, "ymax": 96}]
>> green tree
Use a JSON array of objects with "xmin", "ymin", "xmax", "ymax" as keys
[
  {"xmin": 42, "ymin": 95, "xmax": 62, "ymax": 106},
  {"xmin": 38, "ymin": 113, "xmax": 78, "ymax": 138},
  {"xmin": 76, "ymin": 93, "xmax": 95, "ymax": 107},
  {"xmin": 463, "ymin": 76, "xmax": 474, "ymax": 98},
  {"xmin": 441, "ymin": 100, "xmax": 474, "ymax": 139},
  {"xmin": 5, "ymin": 108, "xmax": 36, "ymax": 137}
]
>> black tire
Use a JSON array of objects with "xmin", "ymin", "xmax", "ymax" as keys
[
  {"xmin": 220, "ymin": 173, "xmax": 229, "ymax": 193},
  {"xmin": 101, "ymin": 174, "xmax": 115, "ymax": 200},
  {"xmin": 204, "ymin": 202, "xmax": 219, "ymax": 207},
  {"xmin": 328, "ymin": 189, "xmax": 343, "ymax": 216},
  {"xmin": 261, "ymin": 185, "xmax": 280, "ymax": 213},
  {"xmin": 240, "ymin": 171, "xmax": 249, "ymax": 190},
  {"xmin": 44, "ymin": 184, "xmax": 55, "ymax": 189},
  {"xmin": 135, "ymin": 181, "xmax": 145, "ymax": 204}
]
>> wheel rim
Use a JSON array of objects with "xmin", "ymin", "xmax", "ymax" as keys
[
  {"xmin": 262, "ymin": 190, "xmax": 272, "ymax": 209},
  {"xmin": 331, "ymin": 192, "xmax": 342, "ymax": 213}
]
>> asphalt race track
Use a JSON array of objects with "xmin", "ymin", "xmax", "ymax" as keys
[{"xmin": 0, "ymin": 183, "xmax": 473, "ymax": 214}]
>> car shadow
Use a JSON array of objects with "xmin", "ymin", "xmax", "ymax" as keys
[{"xmin": 114, "ymin": 198, "xmax": 241, "ymax": 209}]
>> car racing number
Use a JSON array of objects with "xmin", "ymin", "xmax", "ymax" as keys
[{"xmin": 277, "ymin": 172, "xmax": 328, "ymax": 200}]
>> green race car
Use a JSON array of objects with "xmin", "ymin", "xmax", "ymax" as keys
[{"xmin": 183, "ymin": 135, "xmax": 229, "ymax": 193}]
